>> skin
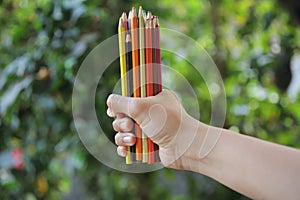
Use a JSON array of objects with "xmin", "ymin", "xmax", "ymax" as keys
[{"xmin": 107, "ymin": 89, "xmax": 300, "ymax": 199}]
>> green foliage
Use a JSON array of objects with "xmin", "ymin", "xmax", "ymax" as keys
[{"xmin": 1, "ymin": 0, "xmax": 300, "ymax": 199}]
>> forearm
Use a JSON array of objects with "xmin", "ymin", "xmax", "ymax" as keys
[{"xmin": 182, "ymin": 124, "xmax": 300, "ymax": 199}]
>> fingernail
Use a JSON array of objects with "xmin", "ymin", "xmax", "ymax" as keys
[{"xmin": 123, "ymin": 136, "xmax": 132, "ymax": 143}]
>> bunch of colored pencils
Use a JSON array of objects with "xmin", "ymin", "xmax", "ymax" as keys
[{"xmin": 118, "ymin": 6, "xmax": 162, "ymax": 164}]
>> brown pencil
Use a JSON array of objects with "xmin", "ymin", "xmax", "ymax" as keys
[{"xmin": 153, "ymin": 16, "xmax": 162, "ymax": 162}]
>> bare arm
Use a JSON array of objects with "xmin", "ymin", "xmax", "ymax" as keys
[
  {"xmin": 107, "ymin": 90, "xmax": 300, "ymax": 199},
  {"xmin": 189, "ymin": 125, "xmax": 300, "ymax": 199}
]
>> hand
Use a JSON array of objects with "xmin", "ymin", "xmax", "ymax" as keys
[{"xmin": 107, "ymin": 90, "xmax": 207, "ymax": 169}]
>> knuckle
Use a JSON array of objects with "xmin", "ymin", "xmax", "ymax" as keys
[
  {"xmin": 128, "ymin": 99, "xmax": 145, "ymax": 120},
  {"xmin": 107, "ymin": 94, "xmax": 119, "ymax": 109}
]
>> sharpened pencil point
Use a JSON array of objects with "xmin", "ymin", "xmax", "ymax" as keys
[
  {"xmin": 147, "ymin": 11, "xmax": 152, "ymax": 20},
  {"xmin": 126, "ymin": 33, "xmax": 131, "ymax": 43},
  {"xmin": 132, "ymin": 7, "xmax": 137, "ymax": 17},
  {"xmin": 152, "ymin": 17, "xmax": 156, "ymax": 28},
  {"xmin": 156, "ymin": 17, "xmax": 160, "ymax": 26},
  {"xmin": 128, "ymin": 10, "xmax": 132, "ymax": 19},
  {"xmin": 138, "ymin": 6, "xmax": 143, "ymax": 17},
  {"xmin": 118, "ymin": 17, "xmax": 124, "ymax": 28},
  {"xmin": 122, "ymin": 12, "xmax": 127, "ymax": 21},
  {"xmin": 145, "ymin": 19, "xmax": 150, "ymax": 28}
]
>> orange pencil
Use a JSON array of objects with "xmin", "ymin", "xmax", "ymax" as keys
[
  {"xmin": 131, "ymin": 7, "xmax": 142, "ymax": 161},
  {"xmin": 131, "ymin": 7, "xmax": 140, "ymax": 98}
]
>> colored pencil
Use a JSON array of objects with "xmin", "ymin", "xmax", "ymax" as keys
[
  {"xmin": 152, "ymin": 17, "xmax": 158, "ymax": 95},
  {"xmin": 130, "ymin": 7, "xmax": 142, "ymax": 161},
  {"xmin": 118, "ymin": 17, "xmax": 127, "ymax": 98},
  {"xmin": 145, "ymin": 15, "xmax": 155, "ymax": 164},
  {"xmin": 155, "ymin": 17, "xmax": 162, "ymax": 92},
  {"xmin": 119, "ymin": 15, "xmax": 132, "ymax": 164},
  {"xmin": 125, "ymin": 33, "xmax": 136, "ymax": 162},
  {"xmin": 138, "ymin": 6, "xmax": 148, "ymax": 163},
  {"xmin": 153, "ymin": 16, "xmax": 162, "ymax": 162}
]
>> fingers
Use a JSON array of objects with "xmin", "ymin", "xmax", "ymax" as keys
[
  {"xmin": 106, "ymin": 94, "xmax": 131, "ymax": 117},
  {"xmin": 114, "ymin": 117, "xmax": 136, "ymax": 157},
  {"xmin": 114, "ymin": 132, "xmax": 136, "ymax": 146},
  {"xmin": 106, "ymin": 94, "xmax": 149, "ymax": 122},
  {"xmin": 112, "ymin": 117, "xmax": 133, "ymax": 132},
  {"xmin": 117, "ymin": 146, "xmax": 128, "ymax": 157}
]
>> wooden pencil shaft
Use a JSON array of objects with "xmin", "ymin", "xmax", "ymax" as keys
[
  {"xmin": 139, "ymin": 6, "xmax": 148, "ymax": 163},
  {"xmin": 155, "ymin": 18, "xmax": 162, "ymax": 92},
  {"xmin": 145, "ymin": 19, "xmax": 155, "ymax": 164},
  {"xmin": 126, "ymin": 34, "xmax": 133, "ymax": 97},
  {"xmin": 131, "ymin": 11, "xmax": 140, "ymax": 98},
  {"xmin": 118, "ymin": 19, "xmax": 127, "ymax": 97},
  {"xmin": 130, "ymin": 7, "xmax": 143, "ymax": 161},
  {"xmin": 119, "ymin": 16, "xmax": 131, "ymax": 164}
]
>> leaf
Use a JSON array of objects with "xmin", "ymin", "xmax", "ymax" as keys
[{"xmin": 0, "ymin": 76, "xmax": 33, "ymax": 115}]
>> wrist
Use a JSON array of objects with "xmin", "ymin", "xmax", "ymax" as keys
[
  {"xmin": 180, "ymin": 122, "xmax": 223, "ymax": 174},
  {"xmin": 179, "ymin": 119, "xmax": 208, "ymax": 171},
  {"xmin": 161, "ymin": 117, "xmax": 208, "ymax": 171}
]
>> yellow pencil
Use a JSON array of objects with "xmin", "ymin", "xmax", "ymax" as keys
[
  {"xmin": 139, "ymin": 6, "xmax": 148, "ymax": 163},
  {"xmin": 118, "ymin": 14, "xmax": 131, "ymax": 164}
]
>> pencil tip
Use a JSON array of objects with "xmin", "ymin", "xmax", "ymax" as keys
[
  {"xmin": 156, "ymin": 17, "xmax": 160, "ymax": 26},
  {"xmin": 145, "ymin": 19, "xmax": 150, "ymax": 28},
  {"xmin": 152, "ymin": 17, "xmax": 157, "ymax": 28},
  {"xmin": 128, "ymin": 10, "xmax": 132, "ymax": 19},
  {"xmin": 138, "ymin": 6, "xmax": 143, "ymax": 16},
  {"xmin": 142, "ymin": 10, "xmax": 147, "ymax": 20},
  {"xmin": 122, "ymin": 12, "xmax": 127, "ymax": 21},
  {"xmin": 126, "ymin": 33, "xmax": 131, "ymax": 42},
  {"xmin": 132, "ymin": 7, "xmax": 137, "ymax": 17},
  {"xmin": 146, "ymin": 11, "xmax": 152, "ymax": 19},
  {"xmin": 118, "ymin": 17, "xmax": 124, "ymax": 28}
]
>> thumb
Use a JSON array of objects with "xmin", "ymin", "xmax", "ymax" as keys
[{"xmin": 106, "ymin": 94, "xmax": 149, "ymax": 123}]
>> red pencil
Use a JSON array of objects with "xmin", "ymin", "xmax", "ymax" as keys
[
  {"xmin": 153, "ymin": 16, "xmax": 162, "ymax": 162},
  {"xmin": 145, "ymin": 15, "xmax": 155, "ymax": 164}
]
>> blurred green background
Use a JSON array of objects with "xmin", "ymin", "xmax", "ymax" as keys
[{"xmin": 1, "ymin": 0, "xmax": 300, "ymax": 199}]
